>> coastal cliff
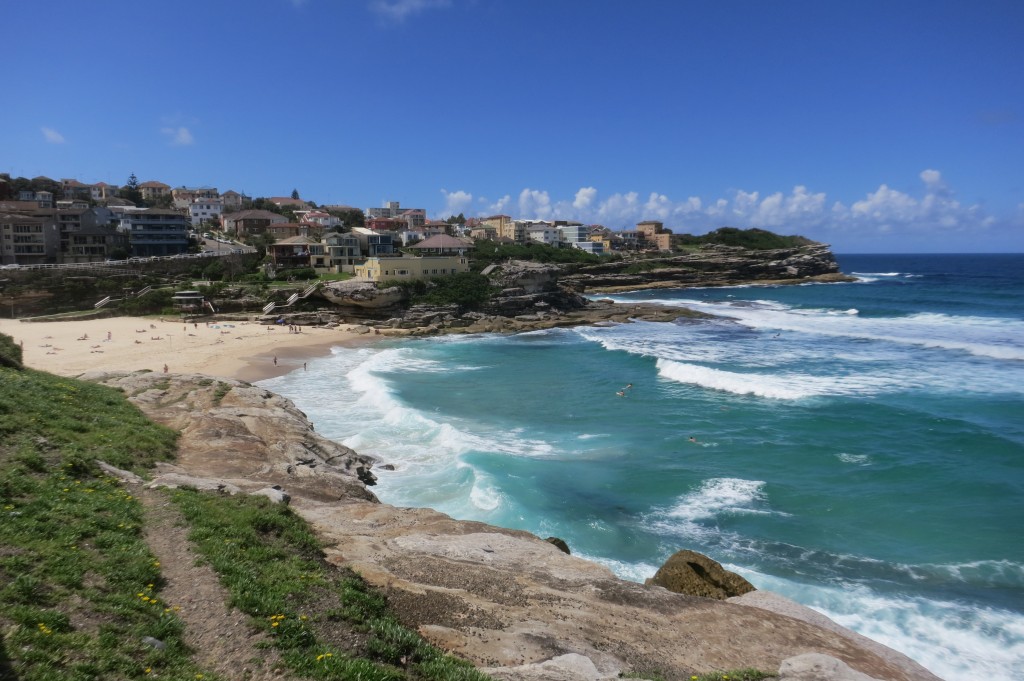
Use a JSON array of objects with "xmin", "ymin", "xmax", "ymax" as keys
[
  {"xmin": 559, "ymin": 243, "xmax": 852, "ymax": 294},
  {"xmin": 84, "ymin": 370, "xmax": 941, "ymax": 681}
]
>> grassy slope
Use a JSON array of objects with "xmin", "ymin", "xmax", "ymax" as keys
[{"xmin": 0, "ymin": 352, "xmax": 489, "ymax": 681}]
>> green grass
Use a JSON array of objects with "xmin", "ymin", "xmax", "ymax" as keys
[
  {"xmin": 1, "ymin": 343, "xmax": 490, "ymax": 680},
  {"xmin": 0, "ymin": 364, "xmax": 211, "ymax": 680},
  {"xmin": 689, "ymin": 670, "xmax": 775, "ymax": 681},
  {"xmin": 173, "ymin": 489, "xmax": 491, "ymax": 681}
]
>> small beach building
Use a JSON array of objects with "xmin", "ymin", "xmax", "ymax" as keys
[{"xmin": 171, "ymin": 290, "xmax": 207, "ymax": 315}]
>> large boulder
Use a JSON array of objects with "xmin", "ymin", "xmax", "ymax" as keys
[
  {"xmin": 320, "ymin": 280, "xmax": 407, "ymax": 309},
  {"xmin": 645, "ymin": 549, "xmax": 756, "ymax": 600}
]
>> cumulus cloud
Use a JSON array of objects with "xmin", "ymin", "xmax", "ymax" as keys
[
  {"xmin": 369, "ymin": 0, "xmax": 450, "ymax": 22},
  {"xmin": 41, "ymin": 127, "xmax": 65, "ymax": 144},
  {"xmin": 488, "ymin": 194, "xmax": 512, "ymax": 215},
  {"xmin": 433, "ymin": 170, "xmax": 1008, "ymax": 249},
  {"xmin": 573, "ymin": 186, "xmax": 597, "ymax": 210},
  {"xmin": 440, "ymin": 189, "xmax": 473, "ymax": 216},
  {"xmin": 518, "ymin": 188, "xmax": 552, "ymax": 219},
  {"xmin": 161, "ymin": 126, "xmax": 194, "ymax": 146}
]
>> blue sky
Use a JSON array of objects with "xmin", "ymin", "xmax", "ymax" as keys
[{"xmin": 3, "ymin": 1, "xmax": 1023, "ymax": 252}]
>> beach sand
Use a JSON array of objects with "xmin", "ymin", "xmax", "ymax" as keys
[{"xmin": 0, "ymin": 316, "xmax": 374, "ymax": 382}]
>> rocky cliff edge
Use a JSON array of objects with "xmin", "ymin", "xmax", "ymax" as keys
[{"xmin": 85, "ymin": 370, "xmax": 941, "ymax": 681}]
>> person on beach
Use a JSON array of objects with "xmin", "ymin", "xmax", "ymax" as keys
[
  {"xmin": 273, "ymin": 355, "xmax": 277, "ymax": 366},
  {"xmin": 163, "ymin": 364, "xmax": 168, "ymax": 373}
]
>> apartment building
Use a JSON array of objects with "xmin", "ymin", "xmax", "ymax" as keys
[{"xmin": 0, "ymin": 213, "xmax": 58, "ymax": 265}]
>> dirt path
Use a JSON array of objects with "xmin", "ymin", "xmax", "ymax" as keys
[{"xmin": 140, "ymin": 487, "xmax": 298, "ymax": 681}]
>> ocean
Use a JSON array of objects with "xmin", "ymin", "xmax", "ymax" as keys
[{"xmin": 259, "ymin": 253, "xmax": 1024, "ymax": 681}]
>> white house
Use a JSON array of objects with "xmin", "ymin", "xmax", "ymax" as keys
[
  {"xmin": 188, "ymin": 198, "xmax": 223, "ymax": 226},
  {"xmin": 525, "ymin": 221, "xmax": 558, "ymax": 246}
]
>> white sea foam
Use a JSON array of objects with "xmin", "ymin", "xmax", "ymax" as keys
[
  {"xmin": 574, "ymin": 322, "xmax": 739, "ymax": 364},
  {"xmin": 902, "ymin": 559, "xmax": 1024, "ymax": 590},
  {"xmin": 578, "ymin": 553, "xmax": 662, "ymax": 584},
  {"xmin": 644, "ymin": 478, "xmax": 771, "ymax": 538},
  {"xmin": 656, "ymin": 359, "xmax": 815, "ymax": 399},
  {"xmin": 655, "ymin": 358, "xmax": 903, "ymax": 399},
  {"xmin": 707, "ymin": 303, "xmax": 1024, "ymax": 362},
  {"xmin": 734, "ymin": 570, "xmax": 1024, "ymax": 681},
  {"xmin": 836, "ymin": 452, "xmax": 871, "ymax": 465},
  {"xmin": 468, "ymin": 476, "xmax": 503, "ymax": 511}
]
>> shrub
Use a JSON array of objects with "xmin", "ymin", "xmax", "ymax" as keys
[{"xmin": 0, "ymin": 332, "xmax": 24, "ymax": 369}]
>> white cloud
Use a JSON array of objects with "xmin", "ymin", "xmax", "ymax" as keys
[
  {"xmin": 41, "ymin": 127, "xmax": 65, "ymax": 144},
  {"xmin": 595, "ymin": 192, "xmax": 641, "ymax": 224},
  {"xmin": 920, "ymin": 168, "xmax": 942, "ymax": 188},
  {"xmin": 369, "ymin": 0, "xmax": 450, "ymax": 22},
  {"xmin": 518, "ymin": 188, "xmax": 552, "ymax": 219},
  {"xmin": 573, "ymin": 186, "xmax": 597, "ymax": 210},
  {"xmin": 643, "ymin": 192, "xmax": 672, "ymax": 220},
  {"xmin": 488, "ymin": 194, "xmax": 511, "ymax": 215},
  {"xmin": 161, "ymin": 126, "xmax": 194, "ymax": 146},
  {"xmin": 440, "ymin": 189, "xmax": 473, "ymax": 216},
  {"xmin": 432, "ymin": 169, "xmax": 1008, "ymax": 250},
  {"xmin": 849, "ymin": 184, "xmax": 920, "ymax": 222}
]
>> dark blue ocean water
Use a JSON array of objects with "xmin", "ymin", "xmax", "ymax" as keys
[{"xmin": 261, "ymin": 254, "xmax": 1024, "ymax": 681}]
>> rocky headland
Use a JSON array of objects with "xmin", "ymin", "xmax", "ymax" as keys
[
  {"xmin": 86, "ymin": 370, "xmax": 941, "ymax": 681},
  {"xmin": 309, "ymin": 241, "xmax": 854, "ymax": 338}
]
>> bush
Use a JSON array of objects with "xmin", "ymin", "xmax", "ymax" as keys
[
  {"xmin": 282, "ymin": 267, "xmax": 317, "ymax": 280},
  {"xmin": 676, "ymin": 227, "xmax": 812, "ymax": 250},
  {"xmin": 118, "ymin": 289, "xmax": 173, "ymax": 316},
  {"xmin": 418, "ymin": 273, "xmax": 495, "ymax": 308},
  {"xmin": 470, "ymin": 240, "xmax": 602, "ymax": 269},
  {"xmin": 0, "ymin": 332, "xmax": 24, "ymax": 369}
]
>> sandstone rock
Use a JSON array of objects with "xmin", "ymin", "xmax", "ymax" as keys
[
  {"xmin": 779, "ymin": 653, "xmax": 882, "ymax": 681},
  {"xmin": 482, "ymin": 653, "xmax": 625, "ymax": 681},
  {"xmin": 251, "ymin": 486, "xmax": 291, "ymax": 505},
  {"xmin": 84, "ymin": 371, "xmax": 378, "ymax": 505},
  {"xmin": 645, "ymin": 549, "xmax": 756, "ymax": 599},
  {"xmin": 96, "ymin": 460, "xmax": 146, "ymax": 485},
  {"xmin": 728, "ymin": 591, "xmax": 941, "ymax": 681},
  {"xmin": 147, "ymin": 472, "xmax": 243, "ymax": 495}
]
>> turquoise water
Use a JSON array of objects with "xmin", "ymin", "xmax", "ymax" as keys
[{"xmin": 261, "ymin": 254, "xmax": 1024, "ymax": 681}]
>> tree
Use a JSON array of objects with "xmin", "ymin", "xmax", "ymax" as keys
[
  {"xmin": 121, "ymin": 173, "xmax": 143, "ymax": 206},
  {"xmin": 291, "ymin": 189, "xmax": 300, "ymax": 200},
  {"xmin": 250, "ymin": 232, "xmax": 277, "ymax": 259},
  {"xmin": 325, "ymin": 207, "xmax": 365, "ymax": 228}
]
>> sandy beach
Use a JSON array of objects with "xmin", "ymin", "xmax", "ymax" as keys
[{"xmin": 0, "ymin": 316, "xmax": 374, "ymax": 382}]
